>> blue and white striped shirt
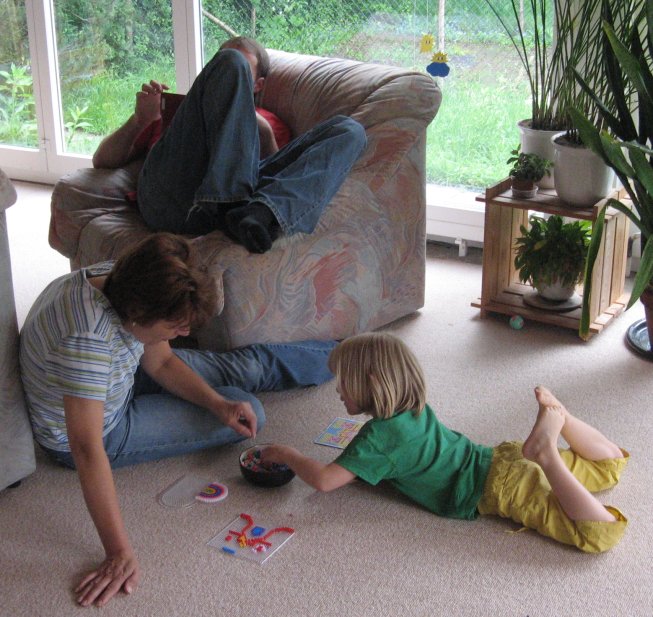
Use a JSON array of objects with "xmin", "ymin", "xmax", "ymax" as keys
[{"xmin": 19, "ymin": 263, "xmax": 144, "ymax": 451}]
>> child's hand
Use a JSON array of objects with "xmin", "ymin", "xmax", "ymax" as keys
[
  {"xmin": 260, "ymin": 444, "xmax": 296, "ymax": 466},
  {"xmin": 261, "ymin": 445, "xmax": 356, "ymax": 492}
]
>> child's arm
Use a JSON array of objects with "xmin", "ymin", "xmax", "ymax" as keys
[{"xmin": 261, "ymin": 445, "xmax": 355, "ymax": 492}]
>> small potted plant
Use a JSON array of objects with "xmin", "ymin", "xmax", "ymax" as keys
[
  {"xmin": 507, "ymin": 146, "xmax": 553, "ymax": 198},
  {"xmin": 514, "ymin": 214, "xmax": 590, "ymax": 303}
]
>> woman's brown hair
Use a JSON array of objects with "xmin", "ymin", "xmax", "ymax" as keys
[{"xmin": 103, "ymin": 233, "xmax": 217, "ymax": 329}]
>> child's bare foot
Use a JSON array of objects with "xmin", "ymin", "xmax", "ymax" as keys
[
  {"xmin": 533, "ymin": 386, "xmax": 623, "ymax": 461},
  {"xmin": 533, "ymin": 386, "xmax": 570, "ymax": 418},
  {"xmin": 522, "ymin": 388, "xmax": 566, "ymax": 465}
]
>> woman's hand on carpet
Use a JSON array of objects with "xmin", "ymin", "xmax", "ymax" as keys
[{"xmin": 74, "ymin": 550, "xmax": 140, "ymax": 607}]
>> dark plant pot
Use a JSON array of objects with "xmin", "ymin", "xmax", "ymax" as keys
[
  {"xmin": 511, "ymin": 178, "xmax": 538, "ymax": 199},
  {"xmin": 625, "ymin": 286, "xmax": 653, "ymax": 358},
  {"xmin": 641, "ymin": 286, "xmax": 653, "ymax": 345}
]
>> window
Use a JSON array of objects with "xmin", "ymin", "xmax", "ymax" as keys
[
  {"xmin": 3, "ymin": 0, "xmax": 531, "ymax": 246},
  {"xmin": 0, "ymin": 0, "xmax": 182, "ymax": 182}
]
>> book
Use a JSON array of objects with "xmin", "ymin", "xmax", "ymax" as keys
[
  {"xmin": 313, "ymin": 417, "xmax": 365, "ymax": 449},
  {"xmin": 161, "ymin": 92, "xmax": 185, "ymax": 130}
]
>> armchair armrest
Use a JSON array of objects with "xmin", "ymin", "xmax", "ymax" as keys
[{"xmin": 264, "ymin": 51, "xmax": 440, "ymax": 192}]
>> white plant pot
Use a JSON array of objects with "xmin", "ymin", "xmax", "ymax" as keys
[
  {"xmin": 518, "ymin": 119, "xmax": 559, "ymax": 189},
  {"xmin": 535, "ymin": 279, "xmax": 576, "ymax": 302},
  {"xmin": 551, "ymin": 132, "xmax": 615, "ymax": 208}
]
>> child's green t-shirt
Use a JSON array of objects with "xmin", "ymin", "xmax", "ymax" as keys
[{"xmin": 335, "ymin": 405, "xmax": 493, "ymax": 520}]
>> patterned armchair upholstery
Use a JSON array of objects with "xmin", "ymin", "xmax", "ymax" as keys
[{"xmin": 49, "ymin": 50, "xmax": 441, "ymax": 351}]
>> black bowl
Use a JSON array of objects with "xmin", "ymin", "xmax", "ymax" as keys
[{"xmin": 239, "ymin": 445, "xmax": 295, "ymax": 488}]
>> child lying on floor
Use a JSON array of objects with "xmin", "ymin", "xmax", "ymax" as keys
[{"xmin": 261, "ymin": 332, "xmax": 629, "ymax": 553}]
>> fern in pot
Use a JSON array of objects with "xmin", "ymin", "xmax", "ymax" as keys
[
  {"xmin": 483, "ymin": 0, "xmax": 591, "ymax": 188},
  {"xmin": 514, "ymin": 214, "xmax": 591, "ymax": 303},
  {"xmin": 551, "ymin": 0, "xmax": 640, "ymax": 208}
]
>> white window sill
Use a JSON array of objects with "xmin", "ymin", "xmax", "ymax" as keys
[{"xmin": 426, "ymin": 184, "xmax": 485, "ymax": 255}]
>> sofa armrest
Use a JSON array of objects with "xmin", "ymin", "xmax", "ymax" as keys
[
  {"xmin": 49, "ymin": 161, "xmax": 141, "ymax": 259},
  {"xmin": 264, "ymin": 51, "xmax": 440, "ymax": 193},
  {"xmin": 265, "ymin": 51, "xmax": 439, "ymax": 130}
]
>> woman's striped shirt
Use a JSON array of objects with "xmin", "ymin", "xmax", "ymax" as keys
[{"xmin": 19, "ymin": 263, "xmax": 144, "ymax": 451}]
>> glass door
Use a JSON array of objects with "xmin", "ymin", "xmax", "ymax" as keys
[
  {"xmin": 0, "ymin": 0, "xmax": 183, "ymax": 183},
  {"xmin": 0, "ymin": 1, "xmax": 37, "ymax": 149},
  {"xmin": 0, "ymin": 0, "xmax": 46, "ymax": 179},
  {"xmin": 54, "ymin": 0, "xmax": 177, "ymax": 157}
]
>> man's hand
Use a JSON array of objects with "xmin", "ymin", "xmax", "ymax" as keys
[
  {"xmin": 75, "ymin": 550, "xmax": 140, "ymax": 607},
  {"xmin": 134, "ymin": 80, "xmax": 169, "ymax": 129},
  {"xmin": 92, "ymin": 79, "xmax": 168, "ymax": 168}
]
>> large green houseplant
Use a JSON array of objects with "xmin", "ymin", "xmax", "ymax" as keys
[
  {"xmin": 514, "ymin": 214, "xmax": 590, "ymax": 301},
  {"xmin": 551, "ymin": 1, "xmax": 640, "ymax": 207},
  {"xmin": 569, "ymin": 2, "xmax": 653, "ymax": 342},
  {"xmin": 484, "ymin": 0, "xmax": 624, "ymax": 193},
  {"xmin": 484, "ymin": 0, "xmax": 615, "ymax": 133}
]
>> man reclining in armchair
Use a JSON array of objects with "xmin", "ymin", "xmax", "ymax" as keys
[{"xmin": 92, "ymin": 37, "xmax": 367, "ymax": 254}]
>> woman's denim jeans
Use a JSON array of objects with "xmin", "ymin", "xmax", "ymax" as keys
[
  {"xmin": 45, "ymin": 340, "xmax": 336, "ymax": 469},
  {"xmin": 137, "ymin": 48, "xmax": 367, "ymax": 236}
]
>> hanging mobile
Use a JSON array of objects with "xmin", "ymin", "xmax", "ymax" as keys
[
  {"xmin": 427, "ymin": 51, "xmax": 450, "ymax": 77},
  {"xmin": 420, "ymin": 0, "xmax": 449, "ymax": 78},
  {"xmin": 419, "ymin": 33, "xmax": 435, "ymax": 53}
]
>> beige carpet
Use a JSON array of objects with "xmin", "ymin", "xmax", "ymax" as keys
[{"xmin": 2, "ymin": 203, "xmax": 653, "ymax": 616}]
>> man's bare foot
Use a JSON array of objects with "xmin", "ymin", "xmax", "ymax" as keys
[{"xmin": 522, "ymin": 388, "xmax": 566, "ymax": 465}]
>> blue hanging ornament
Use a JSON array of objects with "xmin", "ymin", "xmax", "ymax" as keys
[{"xmin": 427, "ymin": 51, "xmax": 450, "ymax": 77}]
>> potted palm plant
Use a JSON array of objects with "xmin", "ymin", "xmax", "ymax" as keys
[
  {"xmin": 507, "ymin": 146, "xmax": 552, "ymax": 198},
  {"xmin": 570, "ymin": 2, "xmax": 653, "ymax": 350},
  {"xmin": 551, "ymin": 0, "xmax": 640, "ymax": 207},
  {"xmin": 484, "ymin": 0, "xmax": 633, "ymax": 196},
  {"xmin": 514, "ymin": 214, "xmax": 591, "ymax": 305},
  {"xmin": 484, "ymin": 0, "xmax": 590, "ymax": 187}
]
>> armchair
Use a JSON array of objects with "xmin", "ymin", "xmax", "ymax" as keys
[{"xmin": 49, "ymin": 50, "xmax": 441, "ymax": 351}]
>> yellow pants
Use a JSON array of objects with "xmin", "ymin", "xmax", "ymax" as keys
[{"xmin": 477, "ymin": 441, "xmax": 629, "ymax": 553}]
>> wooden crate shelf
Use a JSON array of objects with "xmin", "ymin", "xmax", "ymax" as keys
[{"xmin": 472, "ymin": 178, "xmax": 631, "ymax": 338}]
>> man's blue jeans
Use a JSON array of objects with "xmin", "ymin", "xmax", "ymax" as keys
[
  {"xmin": 137, "ymin": 48, "xmax": 367, "ymax": 236},
  {"xmin": 46, "ymin": 340, "xmax": 336, "ymax": 469}
]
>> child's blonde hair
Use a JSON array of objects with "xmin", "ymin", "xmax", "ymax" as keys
[{"xmin": 328, "ymin": 332, "xmax": 426, "ymax": 419}]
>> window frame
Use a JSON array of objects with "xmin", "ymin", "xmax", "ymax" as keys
[{"xmin": 0, "ymin": 0, "xmax": 203, "ymax": 184}]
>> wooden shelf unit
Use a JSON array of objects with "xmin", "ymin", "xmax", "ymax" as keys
[{"xmin": 472, "ymin": 178, "xmax": 631, "ymax": 338}]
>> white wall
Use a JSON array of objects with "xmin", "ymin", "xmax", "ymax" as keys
[{"xmin": 6, "ymin": 181, "xmax": 69, "ymax": 328}]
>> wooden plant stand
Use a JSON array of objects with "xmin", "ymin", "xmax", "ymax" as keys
[{"xmin": 472, "ymin": 178, "xmax": 631, "ymax": 339}]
